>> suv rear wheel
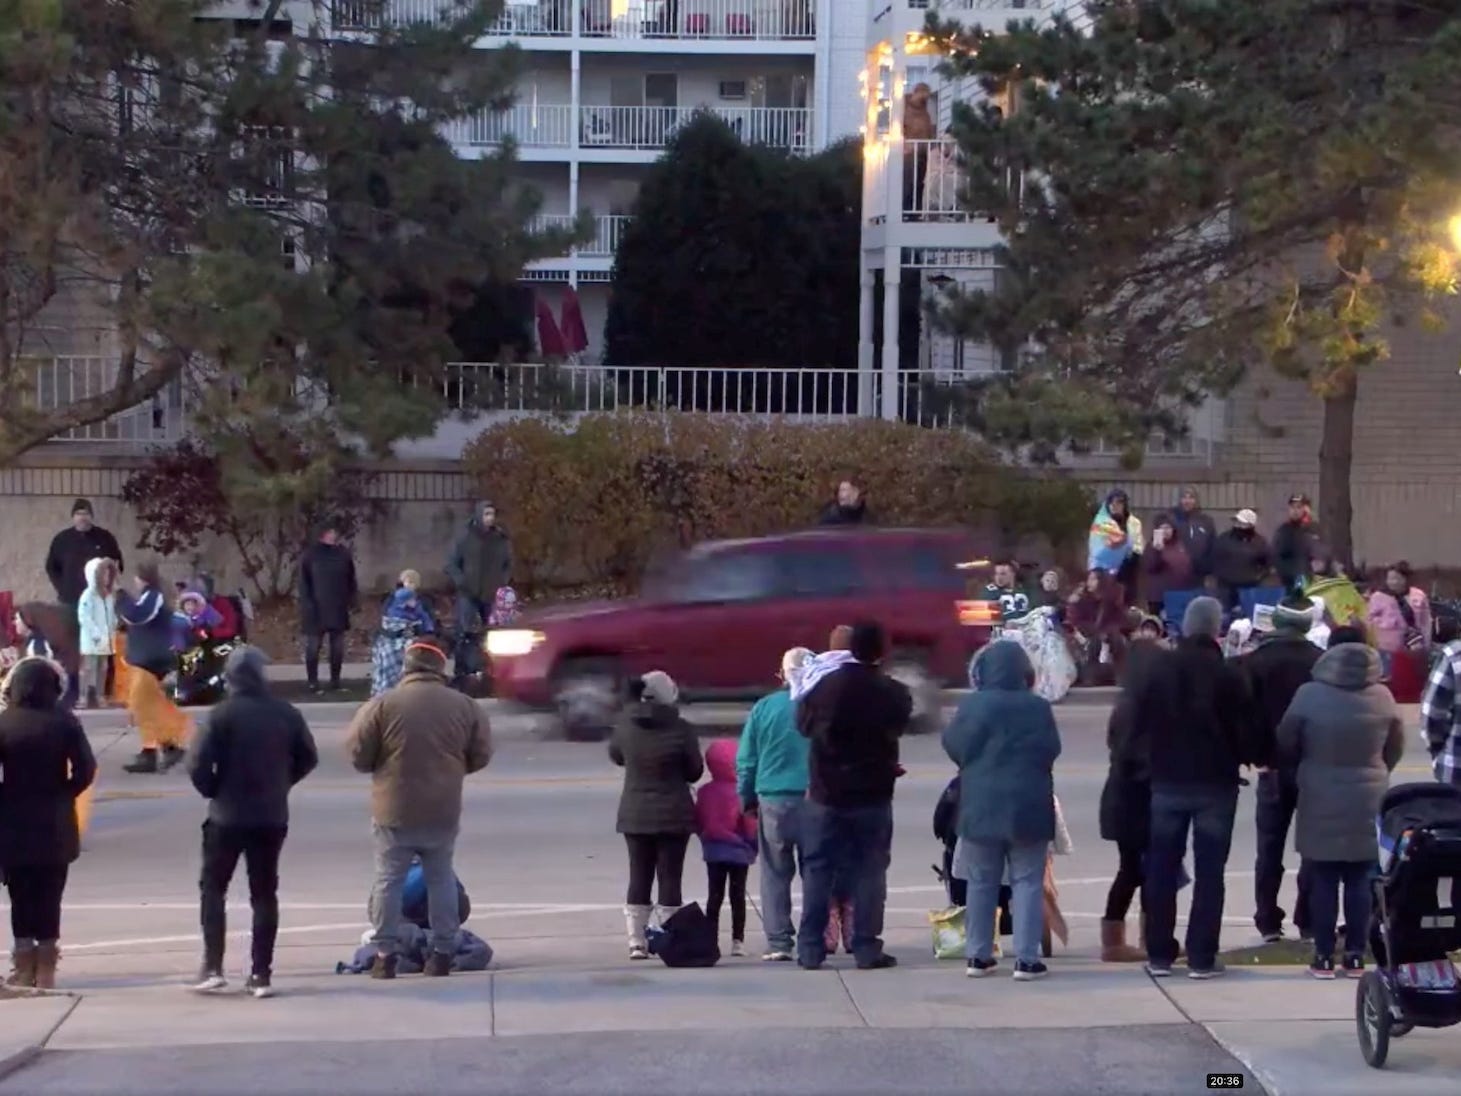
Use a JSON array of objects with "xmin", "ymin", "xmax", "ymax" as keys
[
  {"xmin": 887, "ymin": 651, "xmax": 941, "ymax": 736},
  {"xmin": 552, "ymin": 656, "xmax": 624, "ymax": 743}
]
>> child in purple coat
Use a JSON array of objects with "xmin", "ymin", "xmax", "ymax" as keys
[{"xmin": 695, "ymin": 738, "xmax": 758, "ymax": 956}]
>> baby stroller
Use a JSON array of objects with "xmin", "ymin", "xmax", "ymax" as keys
[
  {"xmin": 1356, "ymin": 783, "xmax": 1461, "ymax": 1068},
  {"xmin": 173, "ymin": 638, "xmax": 237, "ymax": 706},
  {"xmin": 931, "ymin": 775, "xmax": 1051, "ymax": 958}
]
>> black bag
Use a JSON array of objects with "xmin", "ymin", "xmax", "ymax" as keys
[{"xmin": 647, "ymin": 902, "xmax": 720, "ymax": 968}]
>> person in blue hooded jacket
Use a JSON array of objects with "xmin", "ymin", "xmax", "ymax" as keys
[{"xmin": 942, "ymin": 641, "xmax": 1062, "ymax": 981}]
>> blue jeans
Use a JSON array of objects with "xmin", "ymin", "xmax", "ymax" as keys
[
  {"xmin": 1146, "ymin": 783, "xmax": 1238, "ymax": 969},
  {"xmin": 1305, "ymin": 859, "xmax": 1373, "ymax": 961},
  {"xmin": 963, "ymin": 839, "xmax": 1047, "ymax": 965},
  {"xmin": 757, "ymin": 797, "xmax": 802, "ymax": 953},
  {"xmin": 796, "ymin": 800, "xmax": 892, "ymax": 966},
  {"xmin": 369, "ymin": 825, "xmax": 461, "ymax": 956}
]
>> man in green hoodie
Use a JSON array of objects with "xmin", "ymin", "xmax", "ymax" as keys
[{"xmin": 736, "ymin": 646, "xmax": 814, "ymax": 963}]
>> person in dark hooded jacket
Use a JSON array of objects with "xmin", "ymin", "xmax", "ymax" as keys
[
  {"xmin": 819, "ymin": 480, "xmax": 870, "ymax": 526},
  {"xmin": 1170, "ymin": 488, "xmax": 1217, "ymax": 581},
  {"xmin": 298, "ymin": 523, "xmax": 358, "ymax": 694},
  {"xmin": 1212, "ymin": 509, "xmax": 1271, "ymax": 609},
  {"xmin": 0, "ymin": 659, "xmax": 96, "ymax": 990},
  {"xmin": 610, "ymin": 671, "xmax": 704, "ymax": 960},
  {"xmin": 445, "ymin": 500, "xmax": 513, "ymax": 675},
  {"xmin": 187, "ymin": 646, "xmax": 319, "ymax": 997},
  {"xmin": 1238, "ymin": 598, "xmax": 1322, "ymax": 943},
  {"xmin": 1272, "ymin": 495, "xmax": 1320, "ymax": 591}
]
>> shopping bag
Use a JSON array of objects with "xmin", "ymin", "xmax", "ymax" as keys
[{"xmin": 929, "ymin": 906, "xmax": 966, "ymax": 960}]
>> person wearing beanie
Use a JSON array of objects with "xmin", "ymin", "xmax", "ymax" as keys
[
  {"xmin": 1238, "ymin": 596, "xmax": 1323, "ymax": 943},
  {"xmin": 43, "ymin": 499, "xmax": 122, "ymax": 709},
  {"xmin": 794, "ymin": 620, "xmax": 912, "ymax": 971},
  {"xmin": 347, "ymin": 638, "xmax": 492, "ymax": 980},
  {"xmin": 735, "ymin": 647, "xmax": 814, "ymax": 962},
  {"xmin": 1125, "ymin": 595, "xmax": 1255, "ymax": 978},
  {"xmin": 444, "ymin": 501, "xmax": 513, "ymax": 681},
  {"xmin": 611, "ymin": 671, "xmax": 703, "ymax": 960},
  {"xmin": 186, "ymin": 647, "xmax": 318, "ymax": 997}
]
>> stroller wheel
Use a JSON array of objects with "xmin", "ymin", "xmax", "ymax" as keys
[{"xmin": 1355, "ymin": 971, "xmax": 1392, "ymax": 1068}]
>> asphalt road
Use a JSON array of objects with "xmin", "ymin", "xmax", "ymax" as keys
[{"xmin": 1, "ymin": 698, "xmax": 1435, "ymax": 1096}]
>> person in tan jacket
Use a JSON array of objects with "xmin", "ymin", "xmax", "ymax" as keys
[{"xmin": 346, "ymin": 640, "xmax": 491, "ymax": 979}]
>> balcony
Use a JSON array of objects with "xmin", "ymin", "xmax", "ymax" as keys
[
  {"xmin": 530, "ymin": 213, "xmax": 632, "ymax": 257},
  {"xmin": 32, "ymin": 357, "xmax": 188, "ymax": 446},
  {"xmin": 448, "ymin": 103, "xmax": 575, "ymax": 149},
  {"xmin": 332, "ymin": 0, "xmax": 814, "ymax": 40},
  {"xmin": 579, "ymin": 104, "xmax": 810, "ymax": 152}
]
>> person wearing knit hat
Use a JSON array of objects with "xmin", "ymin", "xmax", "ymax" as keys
[
  {"xmin": 1127, "ymin": 594, "xmax": 1253, "ymax": 978},
  {"xmin": 44, "ymin": 499, "xmax": 122, "ymax": 710},
  {"xmin": 736, "ymin": 648, "xmax": 814, "ymax": 961},
  {"xmin": 1237, "ymin": 595, "xmax": 1323, "ymax": 943},
  {"xmin": 345, "ymin": 634, "xmax": 491, "ymax": 980}
]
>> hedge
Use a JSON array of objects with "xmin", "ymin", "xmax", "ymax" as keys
[{"xmin": 462, "ymin": 414, "xmax": 1094, "ymax": 593}]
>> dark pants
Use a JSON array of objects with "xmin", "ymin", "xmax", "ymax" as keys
[
  {"xmin": 1146, "ymin": 783, "xmax": 1238, "ymax": 970},
  {"xmin": 5, "ymin": 864, "xmax": 69, "ymax": 942},
  {"xmin": 1254, "ymin": 769, "xmax": 1311, "ymax": 936},
  {"xmin": 1305, "ymin": 858, "xmax": 1372, "ymax": 961},
  {"xmin": 1104, "ymin": 838, "xmax": 1146, "ymax": 922},
  {"xmin": 303, "ymin": 630, "xmax": 344, "ymax": 688},
  {"xmin": 706, "ymin": 862, "xmax": 749, "ymax": 941},
  {"xmin": 199, "ymin": 821, "xmax": 288, "ymax": 977},
  {"xmin": 797, "ymin": 799, "xmax": 894, "ymax": 967},
  {"xmin": 624, "ymin": 833, "xmax": 689, "ymax": 908},
  {"xmin": 453, "ymin": 595, "xmax": 493, "ymax": 679}
]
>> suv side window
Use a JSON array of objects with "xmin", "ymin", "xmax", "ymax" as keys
[
  {"xmin": 885, "ymin": 543, "xmax": 968, "ymax": 592},
  {"xmin": 774, "ymin": 547, "xmax": 863, "ymax": 598},
  {"xmin": 675, "ymin": 551, "xmax": 778, "ymax": 604}
]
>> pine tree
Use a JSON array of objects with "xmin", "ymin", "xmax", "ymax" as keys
[
  {"xmin": 0, "ymin": 0, "xmax": 575, "ymax": 467},
  {"xmin": 930, "ymin": 0, "xmax": 1461, "ymax": 559}
]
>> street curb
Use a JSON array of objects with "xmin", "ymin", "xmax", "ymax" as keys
[
  {"xmin": 0, "ymin": 994, "xmax": 79, "ymax": 1085},
  {"xmin": 1198, "ymin": 1021, "xmax": 1282, "ymax": 1096}
]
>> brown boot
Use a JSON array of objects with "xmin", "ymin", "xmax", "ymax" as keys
[
  {"xmin": 33, "ymin": 942, "xmax": 58, "ymax": 990},
  {"xmin": 6, "ymin": 944, "xmax": 36, "ymax": 988},
  {"xmin": 1101, "ymin": 919, "xmax": 1145, "ymax": 962}
]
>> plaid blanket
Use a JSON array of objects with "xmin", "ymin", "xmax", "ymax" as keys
[{"xmin": 371, "ymin": 619, "xmax": 414, "ymax": 697}]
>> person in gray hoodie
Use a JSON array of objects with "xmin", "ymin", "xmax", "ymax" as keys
[
  {"xmin": 1276, "ymin": 642, "xmax": 1404, "ymax": 979},
  {"xmin": 186, "ymin": 647, "xmax": 319, "ymax": 998},
  {"xmin": 444, "ymin": 500, "xmax": 513, "ymax": 676}
]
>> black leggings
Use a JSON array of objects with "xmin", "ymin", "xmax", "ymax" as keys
[
  {"xmin": 6, "ymin": 864, "xmax": 69, "ymax": 942},
  {"xmin": 1104, "ymin": 839, "xmax": 1146, "ymax": 922},
  {"xmin": 706, "ymin": 862, "xmax": 749, "ymax": 940},
  {"xmin": 624, "ymin": 833, "xmax": 689, "ymax": 907}
]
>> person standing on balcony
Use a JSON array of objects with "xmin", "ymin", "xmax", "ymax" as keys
[
  {"xmin": 298, "ymin": 522, "xmax": 358, "ymax": 695},
  {"xmin": 44, "ymin": 500, "xmax": 122, "ymax": 709},
  {"xmin": 902, "ymin": 83, "xmax": 935, "ymax": 217},
  {"xmin": 444, "ymin": 500, "xmax": 513, "ymax": 680},
  {"xmin": 819, "ymin": 480, "xmax": 870, "ymax": 526}
]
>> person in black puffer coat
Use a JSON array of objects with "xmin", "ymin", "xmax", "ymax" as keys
[
  {"xmin": 298, "ymin": 523, "xmax": 358, "ymax": 694},
  {"xmin": 610, "ymin": 671, "xmax": 704, "ymax": 960},
  {"xmin": 1211, "ymin": 509, "xmax": 1272, "ymax": 610}
]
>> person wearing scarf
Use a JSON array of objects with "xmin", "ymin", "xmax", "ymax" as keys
[{"xmin": 1368, "ymin": 562, "xmax": 1432, "ymax": 700}]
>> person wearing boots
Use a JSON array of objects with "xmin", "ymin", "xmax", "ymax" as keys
[
  {"xmin": 611, "ymin": 671, "xmax": 703, "ymax": 960},
  {"xmin": 0, "ymin": 659, "xmax": 97, "ymax": 989},
  {"xmin": 1239, "ymin": 597, "xmax": 1323, "ymax": 944},
  {"xmin": 116, "ymin": 562, "xmax": 191, "ymax": 774}
]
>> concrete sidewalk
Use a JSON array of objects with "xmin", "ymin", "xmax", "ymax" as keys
[{"xmin": 2, "ymin": 950, "xmax": 1455, "ymax": 1094}]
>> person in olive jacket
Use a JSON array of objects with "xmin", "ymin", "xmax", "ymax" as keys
[
  {"xmin": 610, "ymin": 671, "xmax": 704, "ymax": 960},
  {"xmin": 0, "ymin": 659, "xmax": 97, "ymax": 990},
  {"xmin": 943, "ymin": 641, "xmax": 1062, "ymax": 980}
]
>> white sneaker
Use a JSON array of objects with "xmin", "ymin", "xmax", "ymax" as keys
[
  {"xmin": 245, "ymin": 974, "xmax": 275, "ymax": 999},
  {"xmin": 762, "ymin": 950, "xmax": 794, "ymax": 963},
  {"xmin": 189, "ymin": 969, "xmax": 226, "ymax": 993},
  {"xmin": 731, "ymin": 940, "xmax": 746, "ymax": 957}
]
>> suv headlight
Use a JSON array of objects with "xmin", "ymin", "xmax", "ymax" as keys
[{"xmin": 484, "ymin": 630, "xmax": 546, "ymax": 657}]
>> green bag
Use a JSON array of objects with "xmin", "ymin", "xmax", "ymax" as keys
[{"xmin": 929, "ymin": 906, "xmax": 965, "ymax": 960}]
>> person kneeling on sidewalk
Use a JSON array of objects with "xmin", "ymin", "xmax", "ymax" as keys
[
  {"xmin": 347, "ymin": 640, "xmax": 492, "ymax": 979},
  {"xmin": 187, "ymin": 647, "xmax": 318, "ymax": 998}
]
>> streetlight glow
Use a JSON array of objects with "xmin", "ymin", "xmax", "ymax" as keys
[{"xmin": 1449, "ymin": 214, "xmax": 1461, "ymax": 253}]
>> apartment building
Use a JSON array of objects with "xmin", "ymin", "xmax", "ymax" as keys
[{"xmin": 332, "ymin": 0, "xmax": 869, "ymax": 362}]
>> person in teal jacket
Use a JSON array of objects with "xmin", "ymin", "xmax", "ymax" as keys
[
  {"xmin": 942, "ymin": 641, "xmax": 1063, "ymax": 981},
  {"xmin": 735, "ymin": 646, "xmax": 814, "ymax": 962}
]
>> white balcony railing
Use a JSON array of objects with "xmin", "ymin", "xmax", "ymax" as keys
[
  {"xmin": 333, "ymin": 0, "xmax": 813, "ymax": 38},
  {"xmin": 529, "ymin": 213, "xmax": 632, "ymax": 257},
  {"xmin": 32, "ymin": 357, "xmax": 188, "ymax": 444},
  {"xmin": 580, "ymin": 105, "xmax": 811, "ymax": 151},
  {"xmin": 868, "ymin": 139, "xmax": 1022, "ymax": 225},
  {"xmin": 580, "ymin": 0, "xmax": 815, "ymax": 40},
  {"xmin": 907, "ymin": 0, "xmax": 1054, "ymax": 10},
  {"xmin": 449, "ymin": 103, "xmax": 574, "ymax": 148}
]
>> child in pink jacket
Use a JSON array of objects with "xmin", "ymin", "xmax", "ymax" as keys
[{"xmin": 695, "ymin": 738, "xmax": 758, "ymax": 956}]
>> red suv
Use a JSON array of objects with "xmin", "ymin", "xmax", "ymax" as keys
[{"xmin": 486, "ymin": 527, "xmax": 998, "ymax": 737}]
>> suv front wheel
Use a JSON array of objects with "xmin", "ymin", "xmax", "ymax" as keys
[
  {"xmin": 886, "ymin": 652, "xmax": 942, "ymax": 736},
  {"xmin": 552, "ymin": 656, "xmax": 624, "ymax": 743}
]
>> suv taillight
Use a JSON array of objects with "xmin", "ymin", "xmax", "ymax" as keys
[{"xmin": 955, "ymin": 600, "xmax": 1000, "ymax": 627}]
